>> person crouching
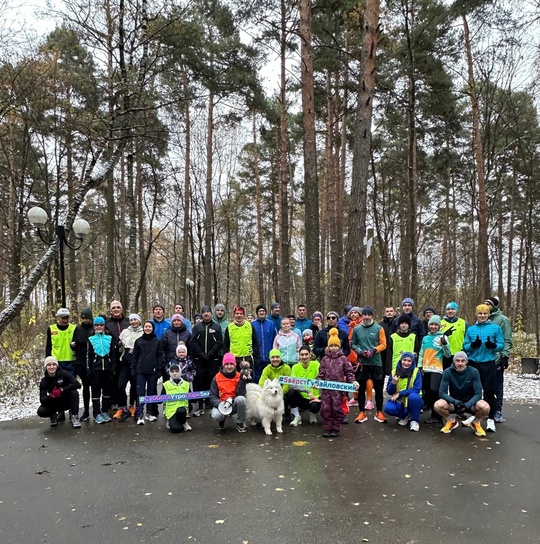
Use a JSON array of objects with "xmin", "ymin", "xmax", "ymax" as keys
[
  {"xmin": 383, "ymin": 352, "xmax": 423, "ymax": 432},
  {"xmin": 209, "ymin": 352, "xmax": 247, "ymax": 432},
  {"xmin": 37, "ymin": 356, "xmax": 82, "ymax": 428},
  {"xmin": 162, "ymin": 363, "xmax": 192, "ymax": 433}
]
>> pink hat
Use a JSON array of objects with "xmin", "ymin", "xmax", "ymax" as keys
[
  {"xmin": 171, "ymin": 313, "xmax": 183, "ymax": 321},
  {"xmin": 222, "ymin": 353, "xmax": 236, "ymax": 366}
]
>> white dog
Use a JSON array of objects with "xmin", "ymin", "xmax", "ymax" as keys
[{"xmin": 246, "ymin": 379, "xmax": 285, "ymax": 435}]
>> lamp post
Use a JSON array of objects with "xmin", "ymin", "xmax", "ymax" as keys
[
  {"xmin": 186, "ymin": 278, "xmax": 194, "ymax": 319},
  {"xmin": 28, "ymin": 207, "xmax": 91, "ymax": 308}
]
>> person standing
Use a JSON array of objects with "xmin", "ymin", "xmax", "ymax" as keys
[
  {"xmin": 115, "ymin": 314, "xmax": 144, "ymax": 421},
  {"xmin": 251, "ymin": 305, "xmax": 277, "ymax": 382},
  {"xmin": 351, "ymin": 306, "xmax": 387, "ymax": 424},
  {"xmin": 132, "ymin": 321, "xmax": 165, "ymax": 425},
  {"xmin": 46, "ymin": 308, "xmax": 76, "ymax": 377},
  {"xmin": 105, "ymin": 300, "xmax": 129, "ymax": 408},
  {"xmin": 151, "ymin": 304, "xmax": 171, "ymax": 340},
  {"xmin": 87, "ymin": 316, "xmax": 117, "ymax": 424},
  {"xmin": 295, "ymin": 304, "xmax": 312, "ymax": 334},
  {"xmin": 463, "ymin": 304, "xmax": 504, "ymax": 433},
  {"xmin": 70, "ymin": 307, "xmax": 94, "ymax": 422},
  {"xmin": 313, "ymin": 311, "xmax": 350, "ymax": 359},
  {"xmin": 440, "ymin": 302, "xmax": 468, "ymax": 369},
  {"xmin": 338, "ymin": 305, "xmax": 353, "ymax": 334},
  {"xmin": 173, "ymin": 303, "xmax": 192, "ymax": 333},
  {"xmin": 267, "ymin": 302, "xmax": 283, "ymax": 332},
  {"xmin": 484, "ymin": 296, "xmax": 512, "ymax": 423},
  {"xmin": 191, "ymin": 305, "xmax": 223, "ymax": 415},
  {"xmin": 273, "ymin": 317, "xmax": 301, "ymax": 366},
  {"xmin": 392, "ymin": 298, "xmax": 425, "ymax": 343},
  {"xmin": 223, "ymin": 306, "xmax": 260, "ymax": 370},
  {"xmin": 212, "ymin": 303, "xmax": 229, "ymax": 336}
]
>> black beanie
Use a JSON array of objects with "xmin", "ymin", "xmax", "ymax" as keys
[
  {"xmin": 398, "ymin": 313, "xmax": 411, "ymax": 326},
  {"xmin": 256, "ymin": 304, "xmax": 267, "ymax": 313}
]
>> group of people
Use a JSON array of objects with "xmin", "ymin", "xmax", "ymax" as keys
[{"xmin": 38, "ymin": 295, "xmax": 512, "ymax": 439}]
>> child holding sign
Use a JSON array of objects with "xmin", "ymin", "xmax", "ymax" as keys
[{"xmin": 318, "ymin": 329, "xmax": 358, "ymax": 438}]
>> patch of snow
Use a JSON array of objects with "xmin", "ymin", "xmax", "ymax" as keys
[{"xmin": 1, "ymin": 372, "xmax": 538, "ymax": 422}]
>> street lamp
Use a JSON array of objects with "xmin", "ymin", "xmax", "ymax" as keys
[
  {"xmin": 28, "ymin": 206, "xmax": 91, "ymax": 308},
  {"xmin": 186, "ymin": 278, "xmax": 194, "ymax": 319}
]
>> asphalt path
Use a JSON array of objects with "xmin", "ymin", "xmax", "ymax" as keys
[{"xmin": 1, "ymin": 405, "xmax": 539, "ymax": 544}]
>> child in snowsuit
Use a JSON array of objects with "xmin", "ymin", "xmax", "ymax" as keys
[{"xmin": 317, "ymin": 328, "xmax": 358, "ymax": 438}]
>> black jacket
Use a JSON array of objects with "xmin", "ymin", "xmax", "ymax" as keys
[
  {"xmin": 132, "ymin": 332, "xmax": 164, "ymax": 375},
  {"xmin": 71, "ymin": 323, "xmax": 94, "ymax": 365},
  {"xmin": 191, "ymin": 320, "xmax": 223, "ymax": 362},
  {"xmin": 313, "ymin": 327, "xmax": 350, "ymax": 359},
  {"xmin": 161, "ymin": 323, "xmax": 192, "ymax": 362},
  {"xmin": 39, "ymin": 368, "xmax": 81, "ymax": 405}
]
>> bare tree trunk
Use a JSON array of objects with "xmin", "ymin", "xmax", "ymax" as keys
[
  {"xmin": 463, "ymin": 15, "xmax": 490, "ymax": 299},
  {"xmin": 343, "ymin": 0, "xmax": 380, "ymax": 303},
  {"xmin": 204, "ymin": 91, "xmax": 214, "ymax": 303},
  {"xmin": 253, "ymin": 115, "xmax": 265, "ymax": 303},
  {"xmin": 279, "ymin": 0, "xmax": 290, "ymax": 313},
  {"xmin": 299, "ymin": 0, "xmax": 320, "ymax": 311}
]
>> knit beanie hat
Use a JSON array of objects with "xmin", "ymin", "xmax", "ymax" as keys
[
  {"xmin": 343, "ymin": 305, "xmax": 353, "ymax": 314},
  {"xmin": 176, "ymin": 343, "xmax": 188, "ymax": 357},
  {"xmin": 44, "ymin": 356, "xmax": 58, "ymax": 369},
  {"xmin": 129, "ymin": 313, "xmax": 141, "ymax": 322},
  {"xmin": 476, "ymin": 304, "xmax": 491, "ymax": 314},
  {"xmin": 169, "ymin": 363, "xmax": 180, "ymax": 372},
  {"xmin": 215, "ymin": 303, "xmax": 226, "ymax": 311},
  {"xmin": 446, "ymin": 302, "xmax": 458, "ymax": 311},
  {"xmin": 312, "ymin": 311, "xmax": 323, "ymax": 320},
  {"xmin": 397, "ymin": 313, "xmax": 411, "ymax": 326},
  {"xmin": 80, "ymin": 307, "xmax": 93, "ymax": 319},
  {"xmin": 153, "ymin": 304, "xmax": 165, "ymax": 312},
  {"xmin": 428, "ymin": 315, "xmax": 442, "ymax": 327},
  {"xmin": 93, "ymin": 316, "xmax": 105, "ymax": 325},
  {"xmin": 327, "ymin": 328, "xmax": 341, "ymax": 347},
  {"xmin": 484, "ymin": 297, "xmax": 499, "ymax": 308},
  {"xmin": 171, "ymin": 313, "xmax": 183, "ymax": 322},
  {"xmin": 362, "ymin": 306, "xmax": 374, "ymax": 316},
  {"xmin": 270, "ymin": 302, "xmax": 280, "ymax": 311},
  {"xmin": 222, "ymin": 352, "xmax": 236, "ymax": 366},
  {"xmin": 201, "ymin": 305, "xmax": 212, "ymax": 313},
  {"xmin": 402, "ymin": 297, "xmax": 414, "ymax": 306},
  {"xmin": 255, "ymin": 304, "xmax": 267, "ymax": 313},
  {"xmin": 269, "ymin": 348, "xmax": 281, "ymax": 359},
  {"xmin": 423, "ymin": 306, "xmax": 436, "ymax": 316},
  {"xmin": 350, "ymin": 306, "xmax": 362, "ymax": 314}
]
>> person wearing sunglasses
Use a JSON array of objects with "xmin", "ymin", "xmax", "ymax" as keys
[{"xmin": 313, "ymin": 311, "xmax": 350, "ymax": 360}]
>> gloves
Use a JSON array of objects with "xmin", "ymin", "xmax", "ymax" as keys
[
  {"xmin": 444, "ymin": 326, "xmax": 455, "ymax": 337},
  {"xmin": 470, "ymin": 336, "xmax": 481, "ymax": 349},
  {"xmin": 497, "ymin": 356, "xmax": 509, "ymax": 370},
  {"xmin": 352, "ymin": 381, "xmax": 359, "ymax": 390},
  {"xmin": 455, "ymin": 402, "xmax": 466, "ymax": 417},
  {"xmin": 50, "ymin": 387, "xmax": 62, "ymax": 399},
  {"xmin": 485, "ymin": 336, "xmax": 497, "ymax": 349}
]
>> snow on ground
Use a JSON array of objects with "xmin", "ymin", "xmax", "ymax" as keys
[{"xmin": 1, "ymin": 372, "xmax": 539, "ymax": 422}]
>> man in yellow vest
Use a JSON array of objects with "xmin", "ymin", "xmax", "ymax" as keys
[{"xmin": 46, "ymin": 308, "xmax": 76, "ymax": 377}]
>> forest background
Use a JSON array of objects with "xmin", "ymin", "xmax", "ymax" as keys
[{"xmin": 1, "ymin": 0, "xmax": 540, "ymax": 391}]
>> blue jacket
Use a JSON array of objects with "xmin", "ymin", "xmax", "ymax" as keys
[
  {"xmin": 295, "ymin": 317, "xmax": 313, "ymax": 333},
  {"xmin": 252, "ymin": 318, "xmax": 277, "ymax": 365},
  {"xmin": 386, "ymin": 352, "xmax": 422, "ymax": 401},
  {"xmin": 151, "ymin": 318, "xmax": 171, "ymax": 340},
  {"xmin": 338, "ymin": 315, "xmax": 350, "ymax": 334},
  {"xmin": 463, "ymin": 320, "xmax": 504, "ymax": 363},
  {"xmin": 267, "ymin": 314, "xmax": 282, "ymax": 333}
]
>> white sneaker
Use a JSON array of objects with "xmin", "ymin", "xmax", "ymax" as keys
[
  {"xmin": 409, "ymin": 421, "xmax": 420, "ymax": 432},
  {"xmin": 398, "ymin": 415, "xmax": 411, "ymax": 426},
  {"xmin": 137, "ymin": 417, "xmax": 145, "ymax": 425},
  {"xmin": 461, "ymin": 415, "xmax": 474, "ymax": 427},
  {"xmin": 183, "ymin": 422, "xmax": 192, "ymax": 432},
  {"xmin": 486, "ymin": 418, "xmax": 496, "ymax": 433},
  {"xmin": 309, "ymin": 414, "xmax": 318, "ymax": 424},
  {"xmin": 290, "ymin": 415, "xmax": 302, "ymax": 427},
  {"xmin": 145, "ymin": 414, "xmax": 157, "ymax": 422}
]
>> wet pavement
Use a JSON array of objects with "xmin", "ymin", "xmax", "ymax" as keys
[{"xmin": 1, "ymin": 404, "xmax": 539, "ymax": 544}]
